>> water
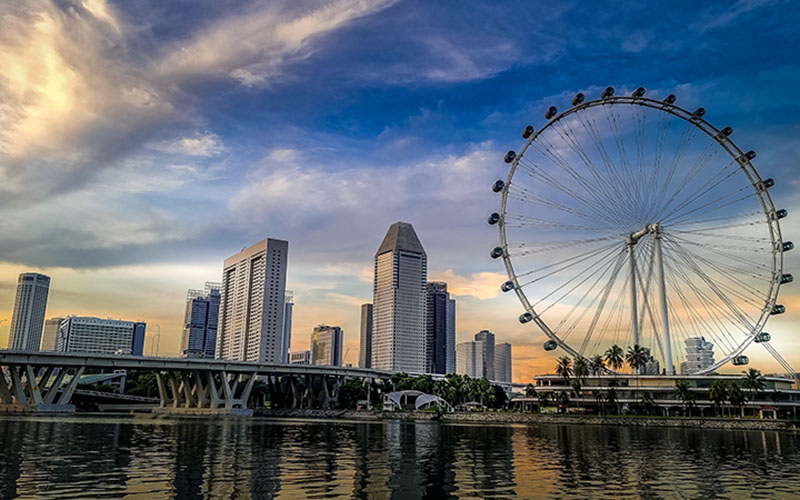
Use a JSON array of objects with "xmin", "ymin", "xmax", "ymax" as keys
[{"xmin": 1, "ymin": 415, "xmax": 799, "ymax": 499}]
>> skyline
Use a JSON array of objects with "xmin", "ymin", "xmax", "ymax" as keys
[{"xmin": 1, "ymin": 0, "xmax": 799, "ymax": 381}]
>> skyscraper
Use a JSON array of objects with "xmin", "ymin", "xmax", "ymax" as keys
[
  {"xmin": 359, "ymin": 303, "xmax": 373, "ymax": 368},
  {"xmin": 8, "ymin": 272, "xmax": 50, "ymax": 351},
  {"xmin": 282, "ymin": 291, "xmax": 294, "ymax": 363},
  {"xmin": 311, "ymin": 324, "xmax": 343, "ymax": 366},
  {"xmin": 40, "ymin": 317, "xmax": 64, "ymax": 351},
  {"xmin": 372, "ymin": 222, "xmax": 427, "ymax": 373},
  {"xmin": 180, "ymin": 282, "xmax": 221, "ymax": 358},
  {"xmin": 680, "ymin": 337, "xmax": 715, "ymax": 374},
  {"xmin": 446, "ymin": 298, "xmax": 456, "ymax": 373},
  {"xmin": 217, "ymin": 238, "xmax": 288, "ymax": 363},
  {"xmin": 456, "ymin": 340, "xmax": 485, "ymax": 378},
  {"xmin": 56, "ymin": 316, "xmax": 146, "ymax": 355},
  {"xmin": 474, "ymin": 330, "xmax": 496, "ymax": 381},
  {"xmin": 425, "ymin": 282, "xmax": 454, "ymax": 374},
  {"xmin": 494, "ymin": 342, "xmax": 512, "ymax": 383}
]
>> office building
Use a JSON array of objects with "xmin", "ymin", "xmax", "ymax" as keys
[
  {"xmin": 7, "ymin": 272, "xmax": 50, "ymax": 351},
  {"xmin": 311, "ymin": 324, "xmax": 343, "ymax": 367},
  {"xmin": 474, "ymin": 330, "xmax": 496, "ymax": 381},
  {"xmin": 372, "ymin": 222, "xmax": 427, "ymax": 372},
  {"xmin": 456, "ymin": 340, "xmax": 485, "ymax": 378},
  {"xmin": 289, "ymin": 350, "xmax": 311, "ymax": 364},
  {"xmin": 282, "ymin": 291, "xmax": 294, "ymax": 363},
  {"xmin": 494, "ymin": 342, "xmax": 512, "ymax": 383},
  {"xmin": 56, "ymin": 316, "xmax": 146, "ymax": 356},
  {"xmin": 217, "ymin": 238, "xmax": 288, "ymax": 363},
  {"xmin": 40, "ymin": 317, "xmax": 64, "ymax": 351},
  {"xmin": 425, "ymin": 282, "xmax": 454, "ymax": 374},
  {"xmin": 446, "ymin": 298, "xmax": 456, "ymax": 373},
  {"xmin": 680, "ymin": 337, "xmax": 715, "ymax": 374},
  {"xmin": 359, "ymin": 303, "xmax": 373, "ymax": 369},
  {"xmin": 180, "ymin": 282, "xmax": 221, "ymax": 358}
]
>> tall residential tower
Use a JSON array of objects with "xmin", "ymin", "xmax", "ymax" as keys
[
  {"xmin": 358, "ymin": 303, "xmax": 373, "ymax": 368},
  {"xmin": 216, "ymin": 238, "xmax": 288, "ymax": 363},
  {"xmin": 372, "ymin": 222, "xmax": 427, "ymax": 373},
  {"xmin": 180, "ymin": 282, "xmax": 221, "ymax": 358},
  {"xmin": 8, "ymin": 273, "xmax": 50, "ymax": 351},
  {"xmin": 425, "ymin": 282, "xmax": 455, "ymax": 374}
]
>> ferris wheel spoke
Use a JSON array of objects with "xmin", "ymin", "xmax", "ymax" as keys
[
  {"xmin": 604, "ymin": 106, "xmax": 646, "ymax": 214},
  {"xmin": 507, "ymin": 183, "xmax": 620, "ymax": 226},
  {"xmin": 506, "ymin": 235, "xmax": 619, "ymax": 256},
  {"xmin": 661, "ymin": 187, "xmax": 752, "ymax": 226},
  {"xmin": 658, "ymin": 141, "xmax": 720, "ymax": 217},
  {"xmin": 666, "ymin": 233, "xmax": 772, "ymax": 272},
  {"xmin": 658, "ymin": 158, "xmax": 739, "ymax": 225},
  {"xmin": 668, "ymin": 211, "xmax": 762, "ymax": 229},
  {"xmin": 655, "ymin": 119, "xmax": 699, "ymax": 210},
  {"xmin": 518, "ymin": 241, "xmax": 621, "ymax": 287},
  {"xmin": 578, "ymin": 251, "xmax": 627, "ymax": 355}
]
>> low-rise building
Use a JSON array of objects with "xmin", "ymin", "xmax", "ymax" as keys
[{"xmin": 56, "ymin": 317, "xmax": 146, "ymax": 356}]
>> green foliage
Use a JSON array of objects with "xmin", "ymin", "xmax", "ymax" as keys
[
  {"xmin": 625, "ymin": 344, "xmax": 649, "ymax": 374},
  {"xmin": 674, "ymin": 380, "xmax": 695, "ymax": 416},
  {"xmin": 340, "ymin": 378, "xmax": 369, "ymax": 409},
  {"xmin": 708, "ymin": 379, "xmax": 729, "ymax": 416},
  {"xmin": 589, "ymin": 355, "xmax": 605, "ymax": 375},
  {"xmin": 555, "ymin": 356, "xmax": 573, "ymax": 383},
  {"xmin": 525, "ymin": 383, "xmax": 536, "ymax": 398},
  {"xmin": 604, "ymin": 345, "xmax": 624, "ymax": 371},
  {"xmin": 742, "ymin": 368, "xmax": 766, "ymax": 396}
]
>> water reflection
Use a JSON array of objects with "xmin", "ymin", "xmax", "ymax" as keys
[{"xmin": 1, "ymin": 416, "xmax": 799, "ymax": 499}]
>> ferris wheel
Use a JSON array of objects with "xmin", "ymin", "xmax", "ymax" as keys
[{"xmin": 490, "ymin": 87, "xmax": 793, "ymax": 375}]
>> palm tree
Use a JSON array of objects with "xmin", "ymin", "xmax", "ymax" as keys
[
  {"xmin": 571, "ymin": 379, "xmax": 583, "ymax": 408},
  {"xmin": 555, "ymin": 356, "xmax": 573, "ymax": 385},
  {"xmin": 557, "ymin": 390, "xmax": 570, "ymax": 414},
  {"xmin": 674, "ymin": 380, "xmax": 695, "ymax": 417},
  {"xmin": 708, "ymin": 379, "xmax": 728, "ymax": 417},
  {"xmin": 742, "ymin": 368, "xmax": 766, "ymax": 401},
  {"xmin": 574, "ymin": 357, "xmax": 589, "ymax": 383},
  {"xmin": 595, "ymin": 390, "xmax": 606, "ymax": 415},
  {"xmin": 539, "ymin": 391, "xmax": 552, "ymax": 413},
  {"xmin": 604, "ymin": 344, "xmax": 624, "ymax": 372},
  {"xmin": 626, "ymin": 344, "xmax": 649, "ymax": 413},
  {"xmin": 728, "ymin": 382, "xmax": 747, "ymax": 417},
  {"xmin": 590, "ymin": 354, "xmax": 605, "ymax": 375},
  {"xmin": 525, "ymin": 383, "xmax": 536, "ymax": 398},
  {"xmin": 606, "ymin": 387, "xmax": 619, "ymax": 415}
]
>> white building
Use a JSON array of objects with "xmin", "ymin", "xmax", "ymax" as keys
[
  {"xmin": 289, "ymin": 350, "xmax": 310, "ymax": 364},
  {"xmin": 680, "ymin": 337, "xmax": 715, "ymax": 374},
  {"xmin": 371, "ymin": 222, "xmax": 427, "ymax": 373},
  {"xmin": 494, "ymin": 342, "xmax": 512, "ymax": 383},
  {"xmin": 474, "ymin": 330, "xmax": 496, "ymax": 380},
  {"xmin": 282, "ymin": 291, "xmax": 294, "ymax": 363},
  {"xmin": 56, "ymin": 317, "xmax": 146, "ymax": 355},
  {"xmin": 8, "ymin": 273, "xmax": 50, "ymax": 351},
  {"xmin": 40, "ymin": 317, "xmax": 64, "ymax": 351},
  {"xmin": 456, "ymin": 340, "xmax": 485, "ymax": 378},
  {"xmin": 217, "ymin": 238, "xmax": 288, "ymax": 363},
  {"xmin": 311, "ymin": 325, "xmax": 343, "ymax": 367}
]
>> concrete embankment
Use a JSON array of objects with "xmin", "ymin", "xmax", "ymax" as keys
[{"xmin": 256, "ymin": 409, "xmax": 797, "ymax": 431}]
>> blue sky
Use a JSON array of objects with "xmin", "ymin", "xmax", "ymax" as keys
[{"xmin": 0, "ymin": 0, "xmax": 798, "ymax": 379}]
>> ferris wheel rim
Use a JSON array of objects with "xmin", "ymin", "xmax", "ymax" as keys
[{"xmin": 497, "ymin": 92, "xmax": 785, "ymax": 375}]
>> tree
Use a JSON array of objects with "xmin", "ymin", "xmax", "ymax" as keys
[
  {"xmin": 728, "ymin": 382, "xmax": 747, "ymax": 417},
  {"xmin": 674, "ymin": 380, "xmax": 695, "ymax": 417},
  {"xmin": 708, "ymin": 379, "xmax": 728, "ymax": 417},
  {"xmin": 742, "ymin": 368, "xmax": 766, "ymax": 400},
  {"xmin": 571, "ymin": 379, "xmax": 583, "ymax": 410},
  {"xmin": 390, "ymin": 372, "xmax": 414, "ymax": 391},
  {"xmin": 412, "ymin": 374, "xmax": 434, "ymax": 394},
  {"xmin": 340, "ymin": 378, "xmax": 368, "ymax": 409},
  {"xmin": 539, "ymin": 391, "xmax": 552, "ymax": 413},
  {"xmin": 604, "ymin": 344, "xmax": 624, "ymax": 372},
  {"xmin": 557, "ymin": 391, "xmax": 570, "ymax": 414},
  {"xmin": 250, "ymin": 379, "xmax": 270, "ymax": 409},
  {"xmin": 606, "ymin": 387, "xmax": 619, "ymax": 415},
  {"xmin": 626, "ymin": 344, "xmax": 649, "ymax": 413},
  {"xmin": 589, "ymin": 355, "xmax": 605, "ymax": 376},
  {"xmin": 555, "ymin": 356, "xmax": 573, "ymax": 385},
  {"xmin": 595, "ymin": 390, "xmax": 606, "ymax": 415},
  {"xmin": 640, "ymin": 392, "xmax": 657, "ymax": 416},
  {"xmin": 525, "ymin": 383, "xmax": 536, "ymax": 398}
]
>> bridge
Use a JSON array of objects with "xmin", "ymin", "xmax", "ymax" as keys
[{"xmin": 0, "ymin": 350, "xmax": 395, "ymax": 416}]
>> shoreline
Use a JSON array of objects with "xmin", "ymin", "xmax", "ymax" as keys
[{"xmin": 255, "ymin": 409, "xmax": 799, "ymax": 431}]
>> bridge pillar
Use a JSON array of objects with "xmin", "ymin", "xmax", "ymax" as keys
[
  {"xmin": 0, "ymin": 364, "xmax": 83, "ymax": 413},
  {"xmin": 152, "ymin": 369, "xmax": 257, "ymax": 416}
]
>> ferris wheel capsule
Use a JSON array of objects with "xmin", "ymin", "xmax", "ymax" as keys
[
  {"xmin": 572, "ymin": 93, "xmax": 585, "ymax": 106},
  {"xmin": 771, "ymin": 304, "xmax": 786, "ymax": 315},
  {"xmin": 488, "ymin": 213, "xmax": 500, "ymax": 225},
  {"xmin": 492, "ymin": 180, "xmax": 504, "ymax": 192},
  {"xmin": 543, "ymin": 340, "xmax": 558, "ymax": 351},
  {"xmin": 775, "ymin": 209, "xmax": 788, "ymax": 219},
  {"xmin": 783, "ymin": 241, "xmax": 794, "ymax": 251},
  {"xmin": 490, "ymin": 247, "xmax": 504, "ymax": 259},
  {"xmin": 663, "ymin": 94, "xmax": 677, "ymax": 104},
  {"xmin": 519, "ymin": 312, "xmax": 533, "ymax": 323},
  {"xmin": 781, "ymin": 274, "xmax": 793, "ymax": 284},
  {"xmin": 754, "ymin": 332, "xmax": 771, "ymax": 343},
  {"xmin": 601, "ymin": 87, "xmax": 614, "ymax": 99},
  {"xmin": 732, "ymin": 356, "xmax": 749, "ymax": 366},
  {"xmin": 501, "ymin": 281, "xmax": 515, "ymax": 292},
  {"xmin": 632, "ymin": 87, "xmax": 646, "ymax": 98},
  {"xmin": 504, "ymin": 150, "xmax": 517, "ymax": 163},
  {"xmin": 522, "ymin": 125, "xmax": 535, "ymax": 139},
  {"xmin": 545, "ymin": 106, "xmax": 558, "ymax": 120}
]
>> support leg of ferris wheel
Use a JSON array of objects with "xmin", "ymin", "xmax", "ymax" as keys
[
  {"xmin": 653, "ymin": 224, "xmax": 674, "ymax": 375},
  {"xmin": 626, "ymin": 237, "xmax": 640, "ymax": 349}
]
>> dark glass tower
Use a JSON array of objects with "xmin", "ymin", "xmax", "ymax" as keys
[{"xmin": 425, "ymin": 282, "xmax": 452, "ymax": 374}]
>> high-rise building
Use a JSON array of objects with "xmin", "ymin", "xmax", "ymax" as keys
[
  {"xmin": 289, "ymin": 350, "xmax": 310, "ymax": 364},
  {"xmin": 680, "ymin": 337, "xmax": 715, "ymax": 374},
  {"xmin": 311, "ymin": 325, "xmax": 343, "ymax": 367},
  {"xmin": 456, "ymin": 340, "xmax": 485, "ymax": 378},
  {"xmin": 40, "ymin": 317, "xmax": 64, "ymax": 351},
  {"xmin": 494, "ymin": 342, "xmax": 512, "ymax": 383},
  {"xmin": 359, "ymin": 303, "xmax": 373, "ymax": 368},
  {"xmin": 180, "ymin": 282, "xmax": 221, "ymax": 358},
  {"xmin": 8, "ymin": 272, "xmax": 50, "ymax": 351},
  {"xmin": 446, "ymin": 298, "xmax": 456, "ymax": 373},
  {"xmin": 217, "ymin": 238, "xmax": 288, "ymax": 363},
  {"xmin": 474, "ymin": 330, "xmax": 496, "ymax": 381},
  {"xmin": 425, "ymin": 282, "xmax": 455, "ymax": 374},
  {"xmin": 372, "ymin": 222, "xmax": 427, "ymax": 373},
  {"xmin": 56, "ymin": 316, "xmax": 146, "ymax": 356},
  {"xmin": 282, "ymin": 291, "xmax": 294, "ymax": 363}
]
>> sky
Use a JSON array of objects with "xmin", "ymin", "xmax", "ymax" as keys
[{"xmin": 0, "ymin": 0, "xmax": 798, "ymax": 382}]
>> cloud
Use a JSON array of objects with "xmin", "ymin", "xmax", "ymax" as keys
[
  {"xmin": 430, "ymin": 270, "xmax": 506, "ymax": 300},
  {"xmin": 148, "ymin": 132, "xmax": 224, "ymax": 157},
  {"xmin": 157, "ymin": 0, "xmax": 398, "ymax": 86},
  {"xmin": 698, "ymin": 0, "xmax": 779, "ymax": 31}
]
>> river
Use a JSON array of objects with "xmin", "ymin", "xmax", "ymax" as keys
[{"xmin": 0, "ymin": 415, "xmax": 798, "ymax": 499}]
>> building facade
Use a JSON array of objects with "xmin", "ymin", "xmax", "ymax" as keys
[
  {"xmin": 311, "ymin": 325, "xmax": 343, "ymax": 367},
  {"xmin": 56, "ymin": 316, "xmax": 146, "ymax": 356},
  {"xmin": 40, "ymin": 317, "xmax": 64, "ymax": 351},
  {"xmin": 494, "ymin": 342, "xmax": 512, "ymax": 383},
  {"xmin": 282, "ymin": 291, "xmax": 294, "ymax": 363},
  {"xmin": 216, "ymin": 238, "xmax": 288, "ymax": 363},
  {"xmin": 446, "ymin": 298, "xmax": 456, "ymax": 373},
  {"xmin": 474, "ymin": 330, "xmax": 496, "ymax": 381},
  {"xmin": 372, "ymin": 222, "xmax": 427, "ymax": 373},
  {"xmin": 289, "ymin": 350, "xmax": 311, "ymax": 364},
  {"xmin": 359, "ymin": 303, "xmax": 373, "ymax": 369},
  {"xmin": 181, "ymin": 282, "xmax": 221, "ymax": 358},
  {"xmin": 680, "ymin": 337, "xmax": 715, "ymax": 374},
  {"xmin": 8, "ymin": 273, "xmax": 50, "ymax": 351},
  {"xmin": 425, "ymin": 282, "xmax": 454, "ymax": 374},
  {"xmin": 456, "ymin": 340, "xmax": 485, "ymax": 378}
]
